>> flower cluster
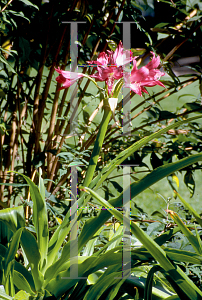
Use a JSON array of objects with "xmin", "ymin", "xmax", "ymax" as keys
[
  {"xmin": 55, "ymin": 41, "xmax": 165, "ymax": 97},
  {"xmin": 87, "ymin": 42, "xmax": 132, "ymax": 95},
  {"xmin": 124, "ymin": 52, "xmax": 165, "ymax": 96}
]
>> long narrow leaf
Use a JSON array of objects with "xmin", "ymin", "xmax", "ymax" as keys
[
  {"xmin": 118, "ymin": 153, "xmax": 202, "ymax": 206},
  {"xmin": 121, "ymin": 275, "xmax": 175, "ymax": 300},
  {"xmin": 20, "ymin": 228, "xmax": 43, "ymax": 292},
  {"xmin": 3, "ymin": 228, "xmax": 23, "ymax": 297},
  {"xmin": 168, "ymin": 210, "xmax": 202, "ymax": 255},
  {"xmin": 0, "ymin": 206, "xmax": 25, "ymax": 233},
  {"xmin": 13, "ymin": 172, "xmax": 48, "ymax": 272},
  {"xmin": 84, "ymin": 187, "xmax": 202, "ymax": 300},
  {"xmin": 164, "ymin": 295, "xmax": 180, "ymax": 300},
  {"xmin": 83, "ymin": 266, "xmax": 124, "ymax": 300},
  {"xmin": 164, "ymin": 247, "xmax": 202, "ymax": 264},
  {"xmin": 174, "ymin": 191, "xmax": 202, "ymax": 227},
  {"xmin": 77, "ymin": 153, "xmax": 202, "ymax": 257},
  {"xmin": 13, "ymin": 270, "xmax": 36, "ymax": 296},
  {"xmin": 194, "ymin": 224, "xmax": 202, "ymax": 255},
  {"xmin": 144, "ymin": 265, "xmax": 162, "ymax": 300},
  {"xmin": 4, "ymin": 228, "xmax": 23, "ymax": 273},
  {"xmin": 14, "ymin": 261, "xmax": 35, "ymax": 292},
  {"xmin": 49, "ymin": 116, "xmax": 202, "ymax": 259},
  {"xmin": 89, "ymin": 115, "xmax": 202, "ymax": 194}
]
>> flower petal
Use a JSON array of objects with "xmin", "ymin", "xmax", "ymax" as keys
[
  {"xmin": 131, "ymin": 66, "xmax": 150, "ymax": 82},
  {"xmin": 146, "ymin": 52, "xmax": 161, "ymax": 69},
  {"xmin": 123, "ymin": 52, "xmax": 165, "ymax": 96},
  {"xmin": 113, "ymin": 41, "xmax": 133, "ymax": 67},
  {"xmin": 55, "ymin": 67, "xmax": 84, "ymax": 89},
  {"xmin": 128, "ymin": 83, "xmax": 143, "ymax": 96}
]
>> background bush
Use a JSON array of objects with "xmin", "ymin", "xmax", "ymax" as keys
[{"xmin": 0, "ymin": 1, "xmax": 202, "ymax": 298}]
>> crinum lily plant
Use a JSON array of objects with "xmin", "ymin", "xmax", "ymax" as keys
[
  {"xmin": 1, "ymin": 41, "xmax": 202, "ymax": 300},
  {"xmin": 55, "ymin": 41, "xmax": 165, "ymax": 190}
]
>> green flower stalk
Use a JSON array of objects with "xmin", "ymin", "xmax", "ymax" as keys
[{"xmin": 82, "ymin": 98, "xmax": 112, "ymax": 190}]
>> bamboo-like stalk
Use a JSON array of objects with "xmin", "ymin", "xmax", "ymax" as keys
[
  {"xmin": 33, "ymin": 3, "xmax": 53, "ymax": 139},
  {"xmin": 46, "ymin": 84, "xmax": 80, "ymax": 192},
  {"xmin": 8, "ymin": 76, "xmax": 23, "ymax": 201},
  {"xmin": 0, "ymin": 70, "xmax": 15, "ymax": 201},
  {"xmin": 35, "ymin": 26, "xmax": 68, "ymax": 156},
  {"xmin": 51, "ymin": 99, "xmax": 112, "ymax": 198},
  {"xmin": 46, "ymin": 86, "xmax": 62, "ymax": 179},
  {"xmin": 0, "ymin": 107, "xmax": 8, "ymax": 202},
  {"xmin": 18, "ymin": 99, "xmax": 26, "ymax": 172},
  {"xmin": 26, "ymin": 4, "xmax": 54, "ymax": 178},
  {"xmin": 103, "ymin": 78, "xmax": 199, "ymax": 147},
  {"xmin": 38, "ymin": 0, "xmax": 78, "ymax": 166},
  {"xmin": 163, "ymin": 21, "xmax": 202, "ymax": 62},
  {"xmin": 53, "ymin": 43, "xmax": 70, "ymax": 139},
  {"xmin": 5, "ymin": 102, "xmax": 17, "ymax": 206},
  {"xmin": 48, "ymin": 1, "xmax": 127, "ymax": 193},
  {"xmin": 47, "ymin": 29, "xmax": 100, "ymax": 192}
]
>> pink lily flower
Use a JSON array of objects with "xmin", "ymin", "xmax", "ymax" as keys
[
  {"xmin": 124, "ymin": 52, "xmax": 165, "ymax": 96},
  {"xmin": 55, "ymin": 67, "xmax": 84, "ymax": 90},
  {"xmin": 88, "ymin": 41, "xmax": 133, "ymax": 95}
]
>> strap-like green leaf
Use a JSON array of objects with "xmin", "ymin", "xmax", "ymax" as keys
[
  {"xmin": 89, "ymin": 115, "xmax": 202, "ymax": 194},
  {"xmin": 0, "ymin": 206, "xmax": 25, "ymax": 233},
  {"xmin": 14, "ymin": 261, "xmax": 35, "ymax": 292},
  {"xmin": 4, "ymin": 228, "xmax": 23, "ymax": 274},
  {"xmin": 77, "ymin": 153, "xmax": 202, "ymax": 258},
  {"xmin": 168, "ymin": 210, "xmax": 202, "ymax": 256},
  {"xmin": 13, "ymin": 172, "xmax": 48, "ymax": 272},
  {"xmin": 13, "ymin": 270, "xmax": 36, "ymax": 296},
  {"xmin": 3, "ymin": 228, "xmax": 23, "ymax": 297},
  {"xmin": 49, "ymin": 116, "xmax": 202, "ymax": 269},
  {"xmin": 175, "ymin": 192, "xmax": 202, "ymax": 227},
  {"xmin": 20, "ymin": 228, "xmax": 43, "ymax": 292},
  {"xmin": 84, "ymin": 187, "xmax": 202, "ymax": 300}
]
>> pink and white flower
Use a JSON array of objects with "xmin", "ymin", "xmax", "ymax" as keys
[
  {"xmin": 55, "ymin": 45, "xmax": 165, "ymax": 98},
  {"xmin": 87, "ymin": 41, "xmax": 133, "ymax": 95},
  {"xmin": 124, "ymin": 52, "xmax": 165, "ymax": 96},
  {"xmin": 55, "ymin": 67, "xmax": 84, "ymax": 90}
]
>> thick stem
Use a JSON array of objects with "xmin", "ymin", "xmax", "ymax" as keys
[{"xmin": 81, "ymin": 99, "xmax": 112, "ymax": 191}]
